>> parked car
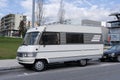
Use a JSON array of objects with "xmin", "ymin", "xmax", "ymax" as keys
[{"xmin": 101, "ymin": 45, "xmax": 120, "ymax": 62}]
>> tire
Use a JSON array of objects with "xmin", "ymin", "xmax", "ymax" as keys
[
  {"xmin": 116, "ymin": 56, "xmax": 120, "ymax": 62},
  {"xmin": 33, "ymin": 60, "xmax": 47, "ymax": 72},
  {"xmin": 79, "ymin": 59, "xmax": 87, "ymax": 66}
]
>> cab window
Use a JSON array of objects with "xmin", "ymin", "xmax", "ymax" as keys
[{"xmin": 40, "ymin": 32, "xmax": 60, "ymax": 45}]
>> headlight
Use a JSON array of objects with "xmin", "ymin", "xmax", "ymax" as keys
[
  {"xmin": 111, "ymin": 53, "xmax": 115, "ymax": 57},
  {"xmin": 23, "ymin": 52, "xmax": 37, "ymax": 57}
]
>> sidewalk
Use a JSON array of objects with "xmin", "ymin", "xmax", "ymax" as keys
[{"xmin": 0, "ymin": 59, "xmax": 23, "ymax": 71}]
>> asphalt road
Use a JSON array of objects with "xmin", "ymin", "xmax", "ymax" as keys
[{"xmin": 1, "ymin": 61, "xmax": 120, "ymax": 80}]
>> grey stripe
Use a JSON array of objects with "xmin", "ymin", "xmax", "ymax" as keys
[
  {"xmin": 39, "ymin": 49, "xmax": 100, "ymax": 53},
  {"xmin": 48, "ymin": 54, "xmax": 102, "ymax": 63}
]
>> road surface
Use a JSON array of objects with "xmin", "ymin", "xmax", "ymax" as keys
[{"xmin": 0, "ymin": 61, "xmax": 120, "ymax": 80}]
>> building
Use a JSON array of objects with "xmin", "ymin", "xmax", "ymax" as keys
[
  {"xmin": 107, "ymin": 13, "xmax": 120, "ymax": 45},
  {"xmin": 0, "ymin": 14, "xmax": 26, "ymax": 37},
  {"xmin": 26, "ymin": 21, "xmax": 41, "ymax": 28},
  {"xmin": 81, "ymin": 19, "xmax": 101, "ymax": 27},
  {"xmin": 101, "ymin": 22, "xmax": 109, "ymax": 45}
]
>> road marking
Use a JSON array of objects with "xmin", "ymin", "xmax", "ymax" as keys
[
  {"xmin": 24, "ymin": 73, "xmax": 29, "ymax": 75},
  {"xmin": 17, "ymin": 73, "xmax": 29, "ymax": 77},
  {"xmin": 17, "ymin": 72, "xmax": 39, "ymax": 77}
]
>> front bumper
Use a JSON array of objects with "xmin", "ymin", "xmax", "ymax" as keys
[
  {"xmin": 102, "ymin": 54, "xmax": 116, "ymax": 61},
  {"xmin": 16, "ymin": 57, "xmax": 35, "ymax": 64}
]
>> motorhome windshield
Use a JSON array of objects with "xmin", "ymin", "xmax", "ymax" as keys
[{"xmin": 23, "ymin": 32, "xmax": 39, "ymax": 45}]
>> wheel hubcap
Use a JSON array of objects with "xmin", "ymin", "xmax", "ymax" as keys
[{"xmin": 35, "ymin": 61, "xmax": 44, "ymax": 71}]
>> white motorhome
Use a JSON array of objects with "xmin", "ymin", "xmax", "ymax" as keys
[{"xmin": 17, "ymin": 24, "xmax": 103, "ymax": 71}]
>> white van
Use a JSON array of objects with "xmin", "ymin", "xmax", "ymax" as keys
[{"xmin": 17, "ymin": 24, "xmax": 103, "ymax": 71}]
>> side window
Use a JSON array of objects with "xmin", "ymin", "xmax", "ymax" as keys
[
  {"xmin": 66, "ymin": 33, "xmax": 84, "ymax": 44},
  {"xmin": 40, "ymin": 32, "xmax": 60, "ymax": 45}
]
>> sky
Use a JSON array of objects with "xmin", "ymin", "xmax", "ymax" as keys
[{"xmin": 0, "ymin": 0, "xmax": 120, "ymax": 22}]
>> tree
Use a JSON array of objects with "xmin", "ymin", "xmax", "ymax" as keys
[{"xmin": 19, "ymin": 20, "xmax": 27, "ymax": 38}]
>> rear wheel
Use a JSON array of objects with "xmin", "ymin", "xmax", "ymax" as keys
[
  {"xmin": 79, "ymin": 59, "xmax": 87, "ymax": 66},
  {"xmin": 33, "ymin": 60, "xmax": 47, "ymax": 72}
]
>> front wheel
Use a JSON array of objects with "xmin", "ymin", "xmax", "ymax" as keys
[{"xmin": 33, "ymin": 60, "xmax": 47, "ymax": 72}]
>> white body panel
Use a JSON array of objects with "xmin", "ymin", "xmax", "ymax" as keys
[
  {"xmin": 17, "ymin": 45, "xmax": 39, "ymax": 52},
  {"xmin": 37, "ymin": 44, "xmax": 103, "ymax": 63},
  {"xmin": 17, "ymin": 44, "xmax": 103, "ymax": 64},
  {"xmin": 17, "ymin": 24, "xmax": 103, "ymax": 64},
  {"xmin": 27, "ymin": 24, "xmax": 102, "ymax": 33},
  {"xmin": 17, "ymin": 45, "xmax": 39, "ymax": 64}
]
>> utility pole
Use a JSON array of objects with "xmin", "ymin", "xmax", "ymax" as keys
[
  {"xmin": 36, "ymin": 0, "xmax": 44, "ymax": 26},
  {"xmin": 58, "ymin": 0, "xmax": 65, "ymax": 24},
  {"xmin": 32, "ymin": 0, "xmax": 35, "ymax": 28}
]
